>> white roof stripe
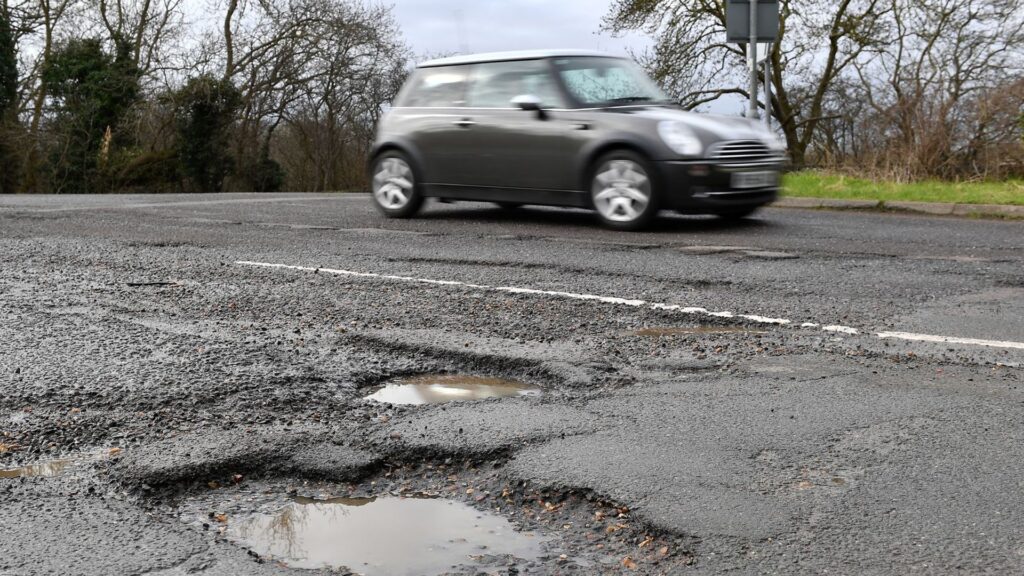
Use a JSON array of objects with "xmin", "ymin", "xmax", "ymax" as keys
[{"xmin": 418, "ymin": 49, "xmax": 619, "ymax": 68}]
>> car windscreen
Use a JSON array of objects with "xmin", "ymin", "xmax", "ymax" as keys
[{"xmin": 552, "ymin": 57, "xmax": 669, "ymax": 108}]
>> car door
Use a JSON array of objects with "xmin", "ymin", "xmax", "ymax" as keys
[
  {"xmin": 462, "ymin": 60, "xmax": 587, "ymax": 195},
  {"xmin": 397, "ymin": 64, "xmax": 476, "ymax": 186}
]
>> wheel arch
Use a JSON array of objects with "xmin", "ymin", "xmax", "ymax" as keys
[{"xmin": 368, "ymin": 140, "xmax": 426, "ymax": 179}]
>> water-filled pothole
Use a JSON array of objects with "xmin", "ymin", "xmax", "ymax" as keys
[
  {"xmin": 224, "ymin": 495, "xmax": 544, "ymax": 574},
  {"xmin": 0, "ymin": 449, "xmax": 119, "ymax": 479},
  {"xmin": 631, "ymin": 326, "xmax": 765, "ymax": 337},
  {"xmin": 365, "ymin": 374, "xmax": 542, "ymax": 405},
  {"xmin": 0, "ymin": 458, "xmax": 73, "ymax": 479}
]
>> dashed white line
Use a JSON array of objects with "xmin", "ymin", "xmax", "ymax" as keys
[
  {"xmin": 236, "ymin": 261, "xmax": 1024, "ymax": 351},
  {"xmin": 875, "ymin": 332, "xmax": 1024, "ymax": 350}
]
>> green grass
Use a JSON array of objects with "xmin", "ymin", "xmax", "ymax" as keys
[{"xmin": 783, "ymin": 171, "xmax": 1024, "ymax": 206}]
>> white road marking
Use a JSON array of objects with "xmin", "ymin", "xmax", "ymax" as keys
[
  {"xmin": 823, "ymin": 325, "xmax": 860, "ymax": 335},
  {"xmin": 236, "ymin": 261, "xmax": 1024, "ymax": 351},
  {"xmin": 875, "ymin": 332, "xmax": 1024, "ymax": 351}
]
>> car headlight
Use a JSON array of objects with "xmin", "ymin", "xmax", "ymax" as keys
[{"xmin": 657, "ymin": 121, "xmax": 703, "ymax": 157}]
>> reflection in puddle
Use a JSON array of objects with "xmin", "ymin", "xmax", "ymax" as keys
[
  {"xmin": 227, "ymin": 496, "xmax": 544, "ymax": 574},
  {"xmin": 632, "ymin": 326, "xmax": 764, "ymax": 337},
  {"xmin": 365, "ymin": 374, "xmax": 542, "ymax": 405},
  {"xmin": 0, "ymin": 449, "xmax": 120, "ymax": 480},
  {"xmin": 0, "ymin": 459, "xmax": 74, "ymax": 479}
]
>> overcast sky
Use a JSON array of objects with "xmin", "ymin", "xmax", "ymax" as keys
[{"xmin": 390, "ymin": 0, "xmax": 650, "ymax": 60}]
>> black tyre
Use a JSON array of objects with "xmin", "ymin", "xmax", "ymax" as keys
[
  {"xmin": 589, "ymin": 150, "xmax": 660, "ymax": 231},
  {"xmin": 371, "ymin": 151, "xmax": 424, "ymax": 218}
]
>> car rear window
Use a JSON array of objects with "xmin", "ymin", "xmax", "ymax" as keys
[{"xmin": 395, "ymin": 65, "xmax": 473, "ymax": 108}]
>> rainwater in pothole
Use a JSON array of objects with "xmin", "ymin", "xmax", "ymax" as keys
[
  {"xmin": 365, "ymin": 374, "xmax": 542, "ymax": 405},
  {"xmin": 223, "ymin": 495, "xmax": 545, "ymax": 574},
  {"xmin": 0, "ymin": 449, "xmax": 120, "ymax": 479},
  {"xmin": 0, "ymin": 458, "xmax": 74, "ymax": 479}
]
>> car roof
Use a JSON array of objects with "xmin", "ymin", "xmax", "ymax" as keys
[{"xmin": 418, "ymin": 49, "xmax": 621, "ymax": 68}]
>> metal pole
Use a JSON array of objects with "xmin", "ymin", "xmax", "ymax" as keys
[
  {"xmin": 764, "ymin": 43, "xmax": 772, "ymax": 129},
  {"xmin": 748, "ymin": 0, "xmax": 759, "ymax": 119}
]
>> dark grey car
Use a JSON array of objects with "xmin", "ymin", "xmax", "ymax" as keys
[{"xmin": 369, "ymin": 50, "xmax": 786, "ymax": 230}]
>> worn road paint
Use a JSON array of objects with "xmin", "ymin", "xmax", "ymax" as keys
[
  {"xmin": 875, "ymin": 331, "xmax": 1024, "ymax": 351},
  {"xmin": 236, "ymin": 261, "xmax": 1024, "ymax": 351}
]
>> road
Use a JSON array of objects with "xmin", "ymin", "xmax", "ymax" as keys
[{"xmin": 1, "ymin": 193, "xmax": 1023, "ymax": 575}]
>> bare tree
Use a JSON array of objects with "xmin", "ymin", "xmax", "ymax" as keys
[
  {"xmin": 605, "ymin": 0, "xmax": 893, "ymax": 167},
  {"xmin": 851, "ymin": 0, "xmax": 1024, "ymax": 178}
]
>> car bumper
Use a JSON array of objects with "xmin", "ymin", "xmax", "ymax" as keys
[{"xmin": 655, "ymin": 160, "xmax": 782, "ymax": 214}]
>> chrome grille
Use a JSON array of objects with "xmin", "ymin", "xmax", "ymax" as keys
[{"xmin": 709, "ymin": 140, "xmax": 774, "ymax": 163}]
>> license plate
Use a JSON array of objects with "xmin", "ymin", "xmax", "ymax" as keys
[{"xmin": 731, "ymin": 171, "xmax": 777, "ymax": 189}]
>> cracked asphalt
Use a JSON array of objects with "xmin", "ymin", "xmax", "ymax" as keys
[{"xmin": 2, "ymin": 193, "xmax": 1023, "ymax": 575}]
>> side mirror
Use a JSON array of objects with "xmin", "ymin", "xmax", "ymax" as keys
[
  {"xmin": 511, "ymin": 94, "xmax": 542, "ymax": 111},
  {"xmin": 511, "ymin": 95, "xmax": 547, "ymax": 119}
]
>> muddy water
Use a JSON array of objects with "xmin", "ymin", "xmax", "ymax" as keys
[
  {"xmin": 0, "ymin": 449, "xmax": 119, "ymax": 479},
  {"xmin": 0, "ymin": 458, "xmax": 74, "ymax": 479},
  {"xmin": 227, "ymin": 496, "xmax": 544, "ymax": 574},
  {"xmin": 365, "ymin": 374, "xmax": 542, "ymax": 405}
]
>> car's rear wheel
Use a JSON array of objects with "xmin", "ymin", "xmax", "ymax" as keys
[
  {"xmin": 371, "ymin": 152, "xmax": 423, "ymax": 218},
  {"xmin": 590, "ymin": 151, "xmax": 660, "ymax": 231}
]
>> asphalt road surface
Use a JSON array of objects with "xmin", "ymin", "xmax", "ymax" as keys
[{"xmin": 2, "ymin": 193, "xmax": 1023, "ymax": 575}]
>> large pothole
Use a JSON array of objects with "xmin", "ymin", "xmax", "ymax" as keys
[
  {"xmin": 174, "ymin": 461, "xmax": 696, "ymax": 574},
  {"xmin": 219, "ymin": 494, "xmax": 546, "ymax": 574}
]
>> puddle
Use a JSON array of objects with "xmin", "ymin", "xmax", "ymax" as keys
[
  {"xmin": 224, "ymin": 495, "xmax": 544, "ymax": 574},
  {"xmin": 0, "ymin": 449, "xmax": 120, "ymax": 479},
  {"xmin": 365, "ymin": 374, "xmax": 542, "ymax": 405},
  {"xmin": 0, "ymin": 458, "xmax": 74, "ymax": 479},
  {"xmin": 632, "ymin": 326, "xmax": 764, "ymax": 337}
]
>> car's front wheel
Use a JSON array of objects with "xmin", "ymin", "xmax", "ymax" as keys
[
  {"xmin": 371, "ymin": 151, "xmax": 423, "ymax": 218},
  {"xmin": 590, "ymin": 152, "xmax": 660, "ymax": 231}
]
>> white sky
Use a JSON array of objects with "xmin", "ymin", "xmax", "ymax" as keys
[{"xmin": 389, "ymin": 0, "xmax": 651, "ymax": 60}]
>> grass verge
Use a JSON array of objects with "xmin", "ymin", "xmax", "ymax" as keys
[{"xmin": 783, "ymin": 171, "xmax": 1024, "ymax": 206}]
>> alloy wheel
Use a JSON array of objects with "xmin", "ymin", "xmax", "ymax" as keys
[
  {"xmin": 592, "ymin": 159, "xmax": 652, "ymax": 223},
  {"xmin": 373, "ymin": 157, "xmax": 414, "ymax": 210}
]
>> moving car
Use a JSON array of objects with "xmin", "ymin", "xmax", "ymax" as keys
[{"xmin": 369, "ymin": 50, "xmax": 786, "ymax": 230}]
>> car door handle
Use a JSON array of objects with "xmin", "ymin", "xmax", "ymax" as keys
[
  {"xmin": 571, "ymin": 123, "xmax": 591, "ymax": 131},
  {"xmin": 454, "ymin": 119, "xmax": 476, "ymax": 128}
]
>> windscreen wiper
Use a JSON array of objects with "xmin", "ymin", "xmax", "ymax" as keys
[{"xmin": 606, "ymin": 96, "xmax": 655, "ymax": 105}]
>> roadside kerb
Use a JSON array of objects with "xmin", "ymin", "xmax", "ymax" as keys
[{"xmin": 775, "ymin": 197, "xmax": 1023, "ymax": 219}]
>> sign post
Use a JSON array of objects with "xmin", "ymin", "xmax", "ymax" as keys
[
  {"xmin": 764, "ymin": 46, "xmax": 772, "ymax": 129},
  {"xmin": 726, "ymin": 0, "xmax": 779, "ymax": 122},
  {"xmin": 747, "ymin": 0, "xmax": 758, "ymax": 119}
]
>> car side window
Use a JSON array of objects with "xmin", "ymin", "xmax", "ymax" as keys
[
  {"xmin": 396, "ymin": 65, "xmax": 472, "ymax": 108},
  {"xmin": 466, "ymin": 60, "xmax": 566, "ymax": 109}
]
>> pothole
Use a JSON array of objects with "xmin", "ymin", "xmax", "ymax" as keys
[
  {"xmin": 630, "ymin": 326, "xmax": 766, "ymax": 337},
  {"xmin": 365, "ymin": 374, "xmax": 542, "ymax": 405},
  {"xmin": 0, "ymin": 448, "xmax": 121, "ymax": 479},
  {"xmin": 174, "ymin": 463, "xmax": 696, "ymax": 574},
  {"xmin": 220, "ymin": 494, "xmax": 546, "ymax": 574}
]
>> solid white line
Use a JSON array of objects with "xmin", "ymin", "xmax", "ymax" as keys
[{"xmin": 236, "ymin": 261, "xmax": 1024, "ymax": 351}]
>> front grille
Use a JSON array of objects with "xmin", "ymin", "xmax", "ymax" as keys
[{"xmin": 709, "ymin": 140, "xmax": 775, "ymax": 163}]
